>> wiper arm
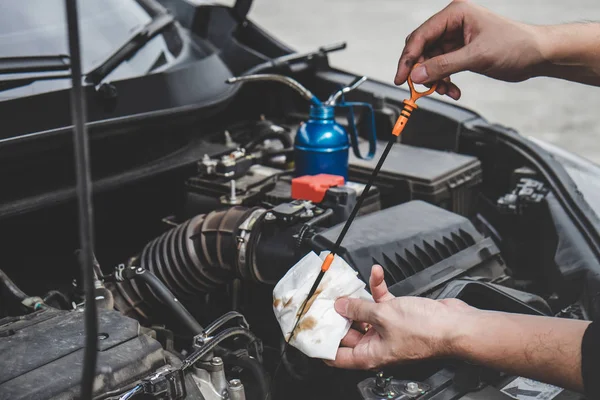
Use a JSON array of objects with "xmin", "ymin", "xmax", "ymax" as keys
[
  {"xmin": 0, "ymin": 55, "xmax": 71, "ymax": 92},
  {"xmin": 0, "ymin": 73, "xmax": 71, "ymax": 92},
  {"xmin": 0, "ymin": 55, "xmax": 70, "ymax": 74},
  {"xmin": 0, "ymin": 10, "xmax": 175, "ymax": 92},
  {"xmin": 85, "ymin": 12, "xmax": 175, "ymax": 85}
]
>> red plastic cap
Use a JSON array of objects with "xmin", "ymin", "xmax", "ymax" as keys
[{"xmin": 291, "ymin": 174, "xmax": 345, "ymax": 203}]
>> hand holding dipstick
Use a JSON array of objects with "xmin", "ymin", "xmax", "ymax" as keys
[{"xmin": 272, "ymin": 65, "xmax": 441, "ymax": 389}]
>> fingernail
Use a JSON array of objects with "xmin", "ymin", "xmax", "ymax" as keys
[
  {"xmin": 411, "ymin": 65, "xmax": 429, "ymax": 83},
  {"xmin": 335, "ymin": 298, "xmax": 349, "ymax": 315}
]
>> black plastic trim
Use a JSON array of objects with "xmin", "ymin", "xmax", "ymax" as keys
[
  {"xmin": 388, "ymin": 238, "xmax": 501, "ymax": 297},
  {"xmin": 463, "ymin": 118, "xmax": 600, "ymax": 264}
]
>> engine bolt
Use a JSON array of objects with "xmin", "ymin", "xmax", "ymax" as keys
[
  {"xmin": 405, "ymin": 382, "xmax": 420, "ymax": 394},
  {"xmin": 211, "ymin": 357, "xmax": 223, "ymax": 367},
  {"xmin": 228, "ymin": 379, "xmax": 246, "ymax": 400},
  {"xmin": 264, "ymin": 212, "xmax": 276, "ymax": 221}
]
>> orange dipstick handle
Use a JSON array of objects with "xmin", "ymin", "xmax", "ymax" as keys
[
  {"xmin": 320, "ymin": 253, "xmax": 335, "ymax": 272},
  {"xmin": 392, "ymin": 63, "xmax": 439, "ymax": 137}
]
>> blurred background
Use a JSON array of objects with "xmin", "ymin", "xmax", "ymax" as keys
[{"xmin": 240, "ymin": 1, "xmax": 600, "ymax": 162}]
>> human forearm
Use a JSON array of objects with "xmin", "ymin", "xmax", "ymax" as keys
[
  {"xmin": 535, "ymin": 22, "xmax": 600, "ymax": 85},
  {"xmin": 395, "ymin": 3, "xmax": 600, "ymax": 98},
  {"xmin": 331, "ymin": 266, "xmax": 591, "ymax": 393},
  {"xmin": 450, "ymin": 310, "xmax": 590, "ymax": 392}
]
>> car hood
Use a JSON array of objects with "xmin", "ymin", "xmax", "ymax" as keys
[{"xmin": 0, "ymin": 0, "xmax": 266, "ymax": 141}]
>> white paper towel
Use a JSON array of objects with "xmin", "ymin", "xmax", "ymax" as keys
[{"xmin": 272, "ymin": 251, "xmax": 372, "ymax": 360}]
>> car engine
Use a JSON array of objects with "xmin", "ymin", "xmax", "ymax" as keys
[{"xmin": 0, "ymin": 90, "xmax": 595, "ymax": 400}]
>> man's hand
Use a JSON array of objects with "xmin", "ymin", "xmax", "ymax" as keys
[
  {"xmin": 395, "ymin": 0, "xmax": 545, "ymax": 100},
  {"xmin": 328, "ymin": 265, "xmax": 589, "ymax": 393},
  {"xmin": 327, "ymin": 265, "xmax": 474, "ymax": 369}
]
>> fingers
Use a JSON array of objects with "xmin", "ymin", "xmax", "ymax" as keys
[
  {"xmin": 335, "ymin": 297, "xmax": 382, "ymax": 326},
  {"xmin": 326, "ymin": 348, "xmax": 369, "ymax": 370},
  {"xmin": 411, "ymin": 46, "xmax": 472, "ymax": 84},
  {"xmin": 352, "ymin": 321, "xmax": 372, "ymax": 333},
  {"xmin": 340, "ymin": 328, "xmax": 363, "ymax": 348},
  {"xmin": 446, "ymin": 82, "xmax": 462, "ymax": 100},
  {"xmin": 370, "ymin": 265, "xmax": 394, "ymax": 303},
  {"xmin": 395, "ymin": 2, "xmax": 466, "ymax": 85},
  {"xmin": 433, "ymin": 79, "xmax": 462, "ymax": 100}
]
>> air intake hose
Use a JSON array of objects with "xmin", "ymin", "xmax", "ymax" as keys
[
  {"xmin": 113, "ymin": 207, "xmax": 270, "ymax": 310},
  {"xmin": 111, "ymin": 204, "xmax": 317, "ymax": 320}
]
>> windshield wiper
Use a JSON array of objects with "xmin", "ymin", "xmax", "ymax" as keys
[
  {"xmin": 85, "ymin": 12, "xmax": 175, "ymax": 85},
  {"xmin": 0, "ymin": 55, "xmax": 70, "ymax": 74},
  {"xmin": 0, "ymin": 73, "xmax": 71, "ymax": 92},
  {"xmin": 0, "ymin": 10, "xmax": 175, "ymax": 93},
  {"xmin": 0, "ymin": 55, "xmax": 71, "ymax": 92}
]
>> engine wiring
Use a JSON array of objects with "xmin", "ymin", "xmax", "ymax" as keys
[{"xmin": 118, "ymin": 385, "xmax": 143, "ymax": 400}]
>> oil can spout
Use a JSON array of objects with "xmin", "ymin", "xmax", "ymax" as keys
[
  {"xmin": 325, "ymin": 76, "xmax": 368, "ymax": 106},
  {"xmin": 226, "ymin": 74, "xmax": 321, "ymax": 106}
]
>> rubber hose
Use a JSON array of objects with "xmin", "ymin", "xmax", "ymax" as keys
[
  {"xmin": 0, "ymin": 268, "xmax": 28, "ymax": 301},
  {"xmin": 43, "ymin": 290, "xmax": 71, "ymax": 309},
  {"xmin": 135, "ymin": 270, "xmax": 203, "ymax": 335},
  {"xmin": 203, "ymin": 311, "xmax": 250, "ymax": 336}
]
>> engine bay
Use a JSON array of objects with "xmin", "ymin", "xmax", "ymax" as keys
[{"xmin": 1, "ymin": 65, "xmax": 598, "ymax": 400}]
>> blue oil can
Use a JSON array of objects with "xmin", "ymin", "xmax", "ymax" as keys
[
  {"xmin": 226, "ymin": 74, "xmax": 376, "ymax": 180},
  {"xmin": 295, "ymin": 105, "xmax": 348, "ymax": 177}
]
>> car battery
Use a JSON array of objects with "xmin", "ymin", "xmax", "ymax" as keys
[{"xmin": 349, "ymin": 141, "xmax": 482, "ymax": 216}]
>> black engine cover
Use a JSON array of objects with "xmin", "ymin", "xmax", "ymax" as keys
[
  {"xmin": 0, "ymin": 308, "xmax": 166, "ymax": 400},
  {"xmin": 311, "ymin": 200, "xmax": 504, "ymax": 296}
]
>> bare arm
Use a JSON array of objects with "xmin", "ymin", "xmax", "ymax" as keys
[
  {"xmin": 452, "ymin": 309, "xmax": 588, "ymax": 392},
  {"xmin": 394, "ymin": 1, "xmax": 600, "ymax": 99},
  {"xmin": 328, "ymin": 266, "xmax": 590, "ymax": 393},
  {"xmin": 536, "ymin": 23, "xmax": 600, "ymax": 86}
]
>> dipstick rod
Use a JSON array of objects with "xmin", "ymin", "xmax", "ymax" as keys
[
  {"xmin": 269, "ymin": 138, "xmax": 397, "ymax": 399},
  {"xmin": 290, "ymin": 137, "xmax": 395, "ymax": 340},
  {"xmin": 270, "ymin": 67, "xmax": 436, "ymax": 399}
]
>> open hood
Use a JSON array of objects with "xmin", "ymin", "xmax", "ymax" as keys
[
  {"xmin": 0, "ymin": 0, "xmax": 265, "ymax": 140},
  {"xmin": 2, "ymin": 2, "xmax": 600, "ymax": 400}
]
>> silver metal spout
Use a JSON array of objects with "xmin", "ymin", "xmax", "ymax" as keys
[
  {"xmin": 226, "ymin": 74, "xmax": 320, "ymax": 105},
  {"xmin": 326, "ymin": 76, "xmax": 368, "ymax": 105}
]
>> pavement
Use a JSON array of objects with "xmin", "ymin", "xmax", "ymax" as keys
[{"xmin": 249, "ymin": 0, "xmax": 600, "ymax": 163}]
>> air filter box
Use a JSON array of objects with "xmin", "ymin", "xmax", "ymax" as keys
[
  {"xmin": 349, "ymin": 142, "xmax": 482, "ymax": 216},
  {"xmin": 311, "ymin": 201, "xmax": 504, "ymax": 297}
]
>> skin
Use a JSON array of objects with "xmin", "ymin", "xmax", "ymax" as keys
[
  {"xmin": 326, "ymin": 1, "xmax": 600, "ymax": 392},
  {"xmin": 329, "ymin": 266, "xmax": 590, "ymax": 392},
  {"xmin": 394, "ymin": 0, "xmax": 600, "ymax": 100}
]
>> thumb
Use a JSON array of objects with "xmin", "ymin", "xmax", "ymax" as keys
[
  {"xmin": 370, "ymin": 265, "xmax": 395, "ymax": 303},
  {"xmin": 335, "ymin": 297, "xmax": 381, "ymax": 325},
  {"xmin": 411, "ymin": 46, "xmax": 471, "ymax": 83}
]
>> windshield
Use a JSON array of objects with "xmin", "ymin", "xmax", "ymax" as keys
[{"xmin": 0, "ymin": 0, "xmax": 181, "ymax": 99}]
